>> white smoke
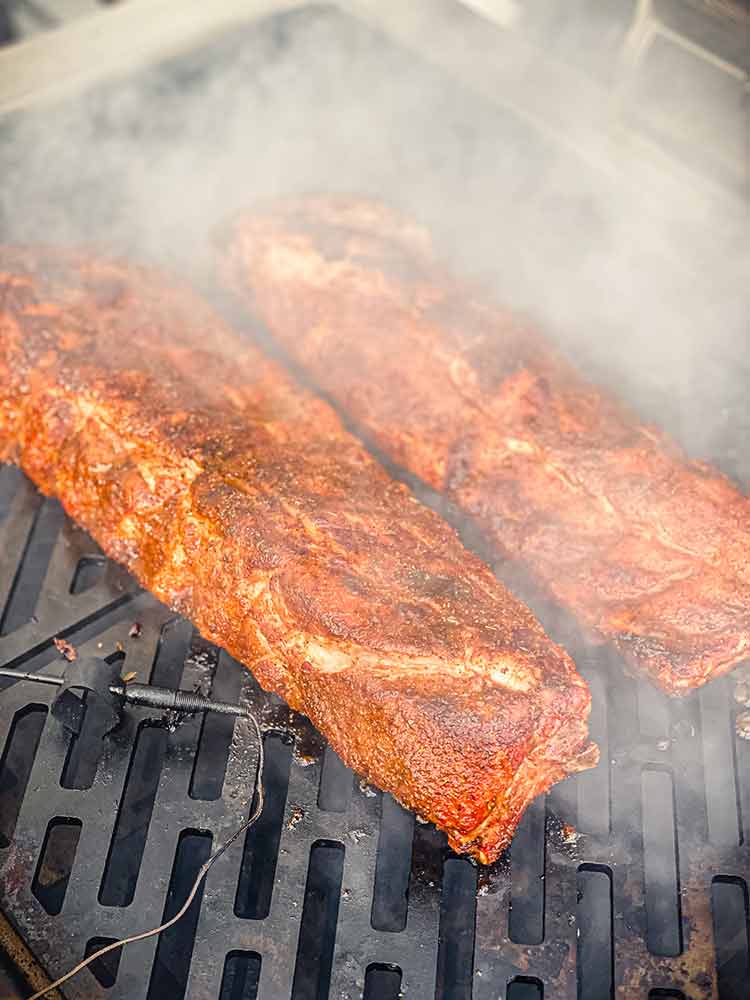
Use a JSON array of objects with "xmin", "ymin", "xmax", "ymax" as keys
[{"xmin": 0, "ymin": 1, "xmax": 746, "ymax": 485}]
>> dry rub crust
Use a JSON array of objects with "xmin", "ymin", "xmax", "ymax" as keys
[
  {"xmin": 0, "ymin": 245, "xmax": 596, "ymax": 863},
  {"xmin": 220, "ymin": 195, "xmax": 750, "ymax": 696}
]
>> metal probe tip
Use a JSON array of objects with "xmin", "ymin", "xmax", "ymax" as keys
[{"xmin": 0, "ymin": 666, "xmax": 248, "ymax": 718}]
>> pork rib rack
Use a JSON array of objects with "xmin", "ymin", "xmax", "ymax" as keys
[
  {"xmin": 0, "ymin": 246, "xmax": 596, "ymax": 862},
  {"xmin": 220, "ymin": 196, "xmax": 750, "ymax": 695}
]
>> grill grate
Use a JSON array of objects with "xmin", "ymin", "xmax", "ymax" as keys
[{"xmin": 1, "ymin": 478, "xmax": 749, "ymax": 1000}]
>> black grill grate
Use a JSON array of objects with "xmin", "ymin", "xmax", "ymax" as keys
[{"xmin": 1, "ymin": 477, "xmax": 749, "ymax": 1000}]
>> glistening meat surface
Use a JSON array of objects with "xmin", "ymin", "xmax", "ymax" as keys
[
  {"xmin": 0, "ymin": 246, "xmax": 596, "ymax": 863},
  {"xmin": 220, "ymin": 195, "xmax": 750, "ymax": 695}
]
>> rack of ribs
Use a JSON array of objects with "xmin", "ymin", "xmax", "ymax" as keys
[
  {"xmin": 0, "ymin": 245, "xmax": 596, "ymax": 863},
  {"xmin": 219, "ymin": 195, "xmax": 750, "ymax": 695}
]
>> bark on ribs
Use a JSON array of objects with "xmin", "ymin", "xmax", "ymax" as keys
[
  {"xmin": 219, "ymin": 195, "xmax": 750, "ymax": 695},
  {"xmin": 0, "ymin": 245, "xmax": 596, "ymax": 863}
]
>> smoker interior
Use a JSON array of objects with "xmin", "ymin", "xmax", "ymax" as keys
[{"xmin": 0, "ymin": 5, "xmax": 749, "ymax": 998}]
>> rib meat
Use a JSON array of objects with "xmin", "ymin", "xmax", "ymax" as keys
[
  {"xmin": 0, "ymin": 245, "xmax": 596, "ymax": 863},
  {"xmin": 219, "ymin": 196, "xmax": 750, "ymax": 695}
]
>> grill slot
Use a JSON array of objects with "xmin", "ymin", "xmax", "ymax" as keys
[
  {"xmin": 506, "ymin": 978, "xmax": 543, "ymax": 1000},
  {"xmin": 576, "ymin": 865, "xmax": 614, "ymax": 1000},
  {"xmin": 711, "ymin": 876, "xmax": 750, "ymax": 1000},
  {"xmin": 436, "ymin": 857, "xmax": 477, "ymax": 1000},
  {"xmin": 370, "ymin": 793, "xmax": 413, "ymax": 933},
  {"xmin": 0, "ymin": 466, "xmax": 23, "ymax": 519},
  {"xmin": 0, "ymin": 493, "xmax": 50, "ymax": 636},
  {"xmin": 317, "ymin": 745, "xmax": 353, "ymax": 813},
  {"xmin": 147, "ymin": 829, "xmax": 213, "ymax": 1000},
  {"xmin": 576, "ymin": 669, "xmax": 610, "ymax": 837},
  {"xmin": 639, "ymin": 677, "xmax": 672, "ymax": 741},
  {"xmin": 219, "ymin": 951, "xmax": 261, "ymax": 1000},
  {"xmin": 291, "ymin": 840, "xmax": 345, "ymax": 1000},
  {"xmin": 70, "ymin": 556, "xmax": 107, "ymax": 595},
  {"xmin": 60, "ymin": 668, "xmax": 123, "ymax": 790},
  {"xmin": 84, "ymin": 936, "xmax": 121, "ymax": 989},
  {"xmin": 736, "ymin": 708, "xmax": 750, "ymax": 844},
  {"xmin": 99, "ymin": 723, "xmax": 169, "ymax": 907},
  {"xmin": 234, "ymin": 732, "xmax": 293, "ymax": 920},
  {"xmin": 32, "ymin": 816, "xmax": 83, "ymax": 915},
  {"xmin": 149, "ymin": 618, "xmax": 192, "ymax": 688},
  {"xmin": 190, "ymin": 651, "xmax": 243, "ymax": 801},
  {"xmin": 671, "ymin": 692, "xmax": 708, "ymax": 842},
  {"xmin": 0, "ymin": 703, "xmax": 47, "ymax": 848},
  {"xmin": 508, "ymin": 795, "xmax": 546, "ymax": 945},
  {"xmin": 363, "ymin": 963, "xmax": 402, "ymax": 999},
  {"xmin": 642, "ymin": 768, "xmax": 682, "ymax": 957},
  {"xmin": 701, "ymin": 680, "xmax": 742, "ymax": 847}
]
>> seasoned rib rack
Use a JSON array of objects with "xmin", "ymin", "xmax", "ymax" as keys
[
  {"xmin": 0, "ymin": 244, "xmax": 596, "ymax": 863},
  {"xmin": 219, "ymin": 195, "xmax": 750, "ymax": 695}
]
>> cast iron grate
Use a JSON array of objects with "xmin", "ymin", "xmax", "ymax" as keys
[{"xmin": 1, "ymin": 472, "xmax": 749, "ymax": 1000}]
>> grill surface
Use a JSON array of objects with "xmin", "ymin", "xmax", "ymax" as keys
[
  {"xmin": 0, "ymin": 5, "xmax": 748, "ymax": 998},
  {"xmin": 1, "ymin": 473, "xmax": 749, "ymax": 1000}
]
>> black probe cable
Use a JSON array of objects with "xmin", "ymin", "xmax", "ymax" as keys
[{"xmin": 25, "ymin": 710, "xmax": 265, "ymax": 1000}]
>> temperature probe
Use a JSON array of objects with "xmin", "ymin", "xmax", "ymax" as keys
[{"xmin": 0, "ymin": 655, "xmax": 249, "ymax": 738}]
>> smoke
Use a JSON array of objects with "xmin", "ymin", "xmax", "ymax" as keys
[{"xmin": 0, "ymin": 1, "xmax": 747, "ymax": 485}]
